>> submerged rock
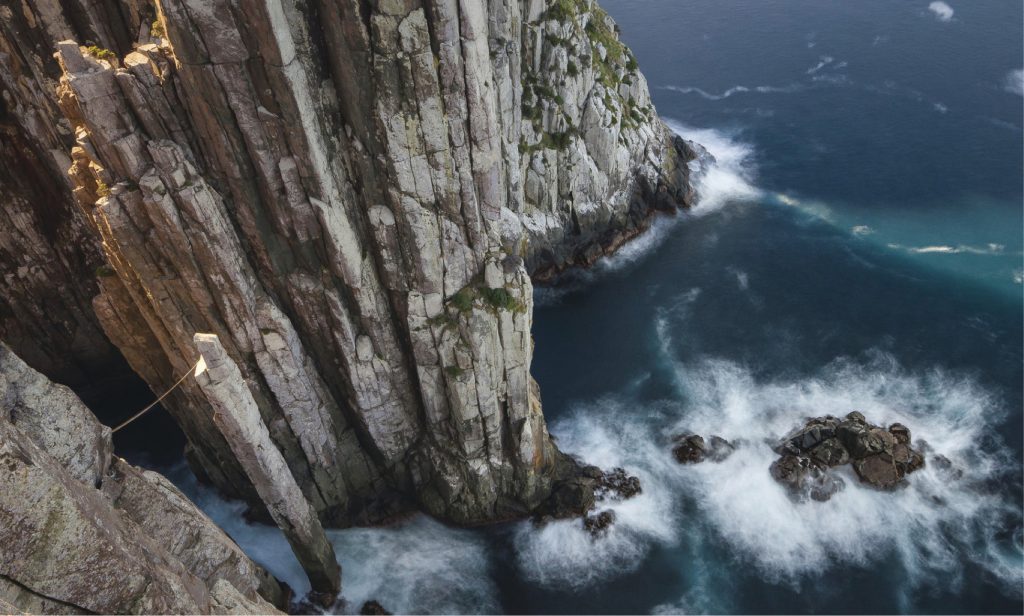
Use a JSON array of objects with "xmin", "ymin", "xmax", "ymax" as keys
[
  {"xmin": 672, "ymin": 433, "xmax": 735, "ymax": 464},
  {"xmin": 769, "ymin": 412, "xmax": 928, "ymax": 500},
  {"xmin": 596, "ymin": 467, "xmax": 643, "ymax": 499},
  {"xmin": 360, "ymin": 600, "xmax": 392, "ymax": 615},
  {"xmin": 583, "ymin": 510, "xmax": 617, "ymax": 537},
  {"xmin": 931, "ymin": 454, "xmax": 964, "ymax": 481}
]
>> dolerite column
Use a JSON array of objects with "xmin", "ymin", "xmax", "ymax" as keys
[{"xmin": 192, "ymin": 333, "xmax": 341, "ymax": 599}]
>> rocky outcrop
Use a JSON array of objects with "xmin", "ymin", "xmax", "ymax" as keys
[
  {"xmin": 672, "ymin": 434, "xmax": 735, "ymax": 464},
  {"xmin": 532, "ymin": 459, "xmax": 641, "ymax": 527},
  {"xmin": 0, "ymin": 0, "xmax": 697, "ymax": 531},
  {"xmin": 769, "ymin": 412, "xmax": 926, "ymax": 501},
  {"xmin": 0, "ymin": 343, "xmax": 285, "ymax": 614}
]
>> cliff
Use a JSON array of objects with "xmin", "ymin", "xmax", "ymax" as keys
[
  {"xmin": 0, "ymin": 343, "xmax": 286, "ymax": 614},
  {"xmin": 0, "ymin": 0, "xmax": 695, "ymax": 530}
]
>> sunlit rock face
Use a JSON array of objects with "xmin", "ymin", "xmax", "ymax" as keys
[{"xmin": 0, "ymin": 0, "xmax": 694, "ymax": 526}]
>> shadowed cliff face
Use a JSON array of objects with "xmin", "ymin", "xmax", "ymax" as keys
[{"xmin": 0, "ymin": 0, "xmax": 694, "ymax": 526}]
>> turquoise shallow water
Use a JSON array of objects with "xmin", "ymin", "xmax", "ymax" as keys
[{"xmin": 157, "ymin": 1, "xmax": 1022, "ymax": 613}]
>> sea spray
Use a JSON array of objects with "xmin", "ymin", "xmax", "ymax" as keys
[
  {"xmin": 535, "ymin": 124, "xmax": 761, "ymax": 307},
  {"xmin": 171, "ymin": 467, "xmax": 499, "ymax": 614}
]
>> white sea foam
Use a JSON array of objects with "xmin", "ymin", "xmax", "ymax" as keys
[
  {"xmin": 851, "ymin": 225, "xmax": 875, "ymax": 236},
  {"xmin": 662, "ymin": 83, "xmax": 803, "ymax": 101},
  {"xmin": 512, "ymin": 399, "xmax": 683, "ymax": 590},
  {"xmin": 664, "ymin": 121, "xmax": 762, "ymax": 214},
  {"xmin": 172, "ymin": 468, "xmax": 498, "ymax": 614},
  {"xmin": 887, "ymin": 242, "xmax": 1015, "ymax": 255},
  {"xmin": 329, "ymin": 517, "xmax": 498, "ymax": 614},
  {"xmin": 509, "ymin": 344, "xmax": 1022, "ymax": 596},
  {"xmin": 928, "ymin": 1, "xmax": 954, "ymax": 22},
  {"xmin": 727, "ymin": 266, "xmax": 750, "ymax": 290},
  {"xmin": 1005, "ymin": 69, "xmax": 1024, "ymax": 96},
  {"xmin": 806, "ymin": 56, "xmax": 834, "ymax": 75}
]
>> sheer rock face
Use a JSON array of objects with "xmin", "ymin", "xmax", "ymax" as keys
[
  {"xmin": 0, "ymin": 344, "xmax": 285, "ymax": 614},
  {"xmin": 0, "ymin": 0, "xmax": 695, "ymax": 526}
]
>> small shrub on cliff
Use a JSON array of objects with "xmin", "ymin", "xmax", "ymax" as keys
[
  {"xmin": 481, "ymin": 287, "xmax": 524, "ymax": 312},
  {"xmin": 95, "ymin": 180, "xmax": 111, "ymax": 197},
  {"xmin": 95, "ymin": 265, "xmax": 116, "ymax": 277},
  {"xmin": 444, "ymin": 365, "xmax": 465, "ymax": 379},
  {"xmin": 85, "ymin": 46, "xmax": 116, "ymax": 62},
  {"xmin": 151, "ymin": 19, "xmax": 166, "ymax": 39},
  {"xmin": 544, "ymin": 0, "xmax": 579, "ymax": 22},
  {"xmin": 450, "ymin": 288, "xmax": 476, "ymax": 312}
]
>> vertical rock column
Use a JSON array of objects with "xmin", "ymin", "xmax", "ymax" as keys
[{"xmin": 193, "ymin": 333, "xmax": 341, "ymax": 598}]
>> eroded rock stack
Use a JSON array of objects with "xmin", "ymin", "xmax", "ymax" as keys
[
  {"xmin": 770, "ymin": 412, "xmax": 926, "ymax": 501},
  {"xmin": 0, "ymin": 344, "xmax": 285, "ymax": 614},
  {"xmin": 0, "ymin": 0, "xmax": 695, "ymax": 530}
]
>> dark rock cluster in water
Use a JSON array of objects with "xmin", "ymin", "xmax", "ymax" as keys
[
  {"xmin": 533, "ymin": 460, "xmax": 642, "ymax": 537},
  {"xmin": 359, "ymin": 600, "xmax": 392, "ymax": 615},
  {"xmin": 672, "ymin": 434, "xmax": 736, "ymax": 464},
  {"xmin": 770, "ymin": 411, "xmax": 926, "ymax": 501}
]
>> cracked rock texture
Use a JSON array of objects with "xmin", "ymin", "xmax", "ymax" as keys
[
  {"xmin": 0, "ymin": 0, "xmax": 696, "ymax": 529},
  {"xmin": 0, "ymin": 343, "xmax": 285, "ymax": 614}
]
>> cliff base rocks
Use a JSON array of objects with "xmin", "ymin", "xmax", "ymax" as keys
[{"xmin": 532, "ymin": 456, "xmax": 641, "ymax": 536}]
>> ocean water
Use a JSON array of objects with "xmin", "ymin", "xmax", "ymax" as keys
[{"xmin": 165, "ymin": 1, "xmax": 1022, "ymax": 613}]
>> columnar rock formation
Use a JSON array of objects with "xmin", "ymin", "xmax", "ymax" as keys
[
  {"xmin": 0, "ymin": 343, "xmax": 285, "ymax": 614},
  {"xmin": 0, "ymin": 0, "xmax": 695, "ymax": 528}
]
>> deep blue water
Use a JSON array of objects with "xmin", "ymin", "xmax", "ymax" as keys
[{"xmin": 170, "ymin": 2, "xmax": 1023, "ymax": 614}]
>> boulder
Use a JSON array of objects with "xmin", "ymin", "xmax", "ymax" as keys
[
  {"xmin": 809, "ymin": 438, "xmax": 849, "ymax": 467},
  {"xmin": 769, "ymin": 454, "xmax": 845, "ymax": 502},
  {"xmin": 779, "ymin": 417, "xmax": 838, "ymax": 454},
  {"xmin": 889, "ymin": 423, "xmax": 911, "ymax": 444},
  {"xmin": 853, "ymin": 455, "xmax": 903, "ymax": 489},
  {"xmin": 672, "ymin": 434, "xmax": 706, "ymax": 464}
]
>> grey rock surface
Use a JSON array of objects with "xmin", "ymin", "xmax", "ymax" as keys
[{"xmin": 0, "ymin": 343, "xmax": 284, "ymax": 614}]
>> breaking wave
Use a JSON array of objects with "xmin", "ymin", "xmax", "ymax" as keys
[
  {"xmin": 887, "ymin": 242, "xmax": 1018, "ymax": 256},
  {"xmin": 664, "ymin": 121, "xmax": 762, "ymax": 214},
  {"xmin": 928, "ymin": 1, "xmax": 955, "ymax": 22},
  {"xmin": 534, "ymin": 124, "xmax": 760, "ymax": 304}
]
